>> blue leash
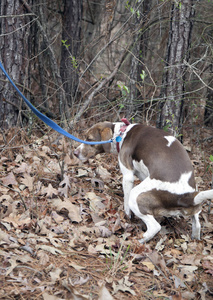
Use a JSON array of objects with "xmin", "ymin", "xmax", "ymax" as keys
[{"xmin": 0, "ymin": 61, "xmax": 113, "ymax": 145}]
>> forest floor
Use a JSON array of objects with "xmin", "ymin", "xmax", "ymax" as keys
[{"xmin": 0, "ymin": 125, "xmax": 213, "ymax": 300}]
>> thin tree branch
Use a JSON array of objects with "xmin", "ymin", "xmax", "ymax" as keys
[
  {"xmin": 72, "ymin": 52, "xmax": 127, "ymax": 125},
  {"xmin": 184, "ymin": 59, "xmax": 213, "ymax": 92},
  {"xmin": 0, "ymin": 13, "xmax": 35, "ymax": 18},
  {"xmin": 0, "ymin": 18, "xmax": 37, "ymax": 37}
]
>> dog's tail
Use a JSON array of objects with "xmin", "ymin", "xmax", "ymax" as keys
[{"xmin": 194, "ymin": 189, "xmax": 213, "ymax": 205}]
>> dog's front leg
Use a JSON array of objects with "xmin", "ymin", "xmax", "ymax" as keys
[
  {"xmin": 119, "ymin": 160, "xmax": 134, "ymax": 217},
  {"xmin": 122, "ymin": 175, "xmax": 134, "ymax": 217}
]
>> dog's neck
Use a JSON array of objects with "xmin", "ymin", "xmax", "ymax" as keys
[
  {"xmin": 116, "ymin": 124, "xmax": 129, "ymax": 153},
  {"xmin": 111, "ymin": 122, "xmax": 133, "ymax": 154}
]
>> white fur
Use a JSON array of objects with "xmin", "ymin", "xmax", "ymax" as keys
[
  {"xmin": 111, "ymin": 123, "xmax": 137, "ymax": 154},
  {"xmin": 164, "ymin": 136, "xmax": 176, "ymax": 147},
  {"xmin": 191, "ymin": 211, "xmax": 201, "ymax": 240},
  {"xmin": 118, "ymin": 124, "xmax": 136, "ymax": 149},
  {"xmin": 128, "ymin": 172, "xmax": 195, "ymax": 214},
  {"xmin": 110, "ymin": 122, "xmax": 124, "ymax": 153},
  {"xmin": 118, "ymin": 158, "xmax": 134, "ymax": 217},
  {"xmin": 129, "ymin": 172, "xmax": 195, "ymax": 203},
  {"xmin": 138, "ymin": 215, "xmax": 161, "ymax": 243},
  {"xmin": 75, "ymin": 144, "xmax": 87, "ymax": 161},
  {"xmin": 132, "ymin": 160, "xmax": 149, "ymax": 181},
  {"xmin": 194, "ymin": 190, "xmax": 213, "ymax": 205},
  {"xmin": 118, "ymin": 158, "xmax": 161, "ymax": 242},
  {"xmin": 126, "ymin": 172, "xmax": 196, "ymax": 243}
]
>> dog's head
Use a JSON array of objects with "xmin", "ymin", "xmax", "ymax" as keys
[{"xmin": 74, "ymin": 122, "xmax": 114, "ymax": 161}]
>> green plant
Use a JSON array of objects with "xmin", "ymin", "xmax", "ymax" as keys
[
  {"xmin": 163, "ymin": 116, "xmax": 182, "ymax": 139},
  {"xmin": 70, "ymin": 55, "xmax": 78, "ymax": 69},
  {"xmin": 61, "ymin": 40, "xmax": 78, "ymax": 69},
  {"xmin": 117, "ymin": 81, "xmax": 130, "ymax": 111},
  {"xmin": 140, "ymin": 70, "xmax": 146, "ymax": 82},
  {"xmin": 117, "ymin": 82, "xmax": 129, "ymax": 97},
  {"xmin": 105, "ymin": 244, "xmax": 130, "ymax": 277},
  {"xmin": 207, "ymin": 155, "xmax": 213, "ymax": 175},
  {"xmin": 61, "ymin": 39, "xmax": 70, "ymax": 49}
]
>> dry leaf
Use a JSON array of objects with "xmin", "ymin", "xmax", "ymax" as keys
[
  {"xmin": 112, "ymin": 276, "xmax": 136, "ymax": 296},
  {"xmin": 64, "ymin": 153, "xmax": 79, "ymax": 165},
  {"xmin": 62, "ymin": 279, "xmax": 90, "ymax": 299},
  {"xmin": 202, "ymin": 260, "xmax": 213, "ymax": 276},
  {"xmin": 1, "ymin": 172, "xmax": 18, "ymax": 186},
  {"xmin": 173, "ymin": 275, "xmax": 187, "ymax": 288},
  {"xmin": 97, "ymin": 225, "xmax": 112, "ymax": 238},
  {"xmin": 85, "ymin": 192, "xmax": 105, "ymax": 211},
  {"xmin": 42, "ymin": 184, "xmax": 58, "ymax": 198},
  {"xmin": 178, "ymin": 265, "xmax": 198, "ymax": 282},
  {"xmin": 42, "ymin": 292, "xmax": 62, "ymax": 300},
  {"xmin": 50, "ymin": 267, "xmax": 62, "ymax": 283},
  {"xmin": 58, "ymin": 174, "xmax": 71, "ymax": 197},
  {"xmin": 76, "ymin": 168, "xmax": 88, "ymax": 177},
  {"xmin": 180, "ymin": 254, "xmax": 201, "ymax": 266},
  {"xmin": 2, "ymin": 213, "xmax": 31, "ymax": 229},
  {"xmin": 37, "ymin": 250, "xmax": 50, "ymax": 265},
  {"xmin": 51, "ymin": 211, "xmax": 64, "ymax": 223},
  {"xmin": 141, "ymin": 261, "xmax": 155, "ymax": 271},
  {"xmin": 51, "ymin": 197, "xmax": 82, "ymax": 223},
  {"xmin": 69, "ymin": 262, "xmax": 86, "ymax": 271},
  {"xmin": 71, "ymin": 275, "xmax": 90, "ymax": 286},
  {"xmin": 20, "ymin": 173, "xmax": 34, "ymax": 191},
  {"xmin": 36, "ymin": 245, "xmax": 63, "ymax": 255},
  {"xmin": 6, "ymin": 257, "xmax": 18, "ymax": 276},
  {"xmin": 96, "ymin": 165, "xmax": 111, "ymax": 181},
  {"xmin": 98, "ymin": 284, "xmax": 114, "ymax": 300},
  {"xmin": 44, "ymin": 160, "xmax": 61, "ymax": 174},
  {"xmin": 0, "ymin": 228, "xmax": 10, "ymax": 243},
  {"xmin": 14, "ymin": 162, "xmax": 31, "ymax": 174}
]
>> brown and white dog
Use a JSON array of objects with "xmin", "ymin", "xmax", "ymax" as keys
[{"xmin": 74, "ymin": 120, "xmax": 213, "ymax": 243}]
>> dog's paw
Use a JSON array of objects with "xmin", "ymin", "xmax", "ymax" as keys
[
  {"xmin": 125, "ymin": 208, "xmax": 131, "ymax": 218},
  {"xmin": 191, "ymin": 234, "xmax": 201, "ymax": 240}
]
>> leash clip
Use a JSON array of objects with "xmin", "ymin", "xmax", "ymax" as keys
[{"xmin": 116, "ymin": 135, "xmax": 122, "ymax": 142}]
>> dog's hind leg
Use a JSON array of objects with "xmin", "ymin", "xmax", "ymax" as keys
[
  {"xmin": 138, "ymin": 214, "xmax": 161, "ymax": 243},
  {"xmin": 128, "ymin": 186, "xmax": 161, "ymax": 243},
  {"xmin": 191, "ymin": 211, "xmax": 201, "ymax": 240}
]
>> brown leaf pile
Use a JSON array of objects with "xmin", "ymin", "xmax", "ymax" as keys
[{"xmin": 0, "ymin": 129, "xmax": 213, "ymax": 299}]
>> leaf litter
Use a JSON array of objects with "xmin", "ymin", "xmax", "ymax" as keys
[{"xmin": 0, "ymin": 129, "xmax": 212, "ymax": 299}]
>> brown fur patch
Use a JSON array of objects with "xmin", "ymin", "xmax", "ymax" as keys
[
  {"xmin": 137, "ymin": 190, "xmax": 200, "ymax": 217},
  {"xmin": 120, "ymin": 124, "xmax": 195, "ymax": 186}
]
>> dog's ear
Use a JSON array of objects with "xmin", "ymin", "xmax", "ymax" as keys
[
  {"xmin": 86, "ymin": 127, "xmax": 101, "ymax": 141},
  {"xmin": 100, "ymin": 127, "xmax": 113, "ymax": 152}
]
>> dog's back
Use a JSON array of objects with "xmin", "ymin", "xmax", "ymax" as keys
[{"xmin": 119, "ymin": 124, "xmax": 195, "ymax": 185}]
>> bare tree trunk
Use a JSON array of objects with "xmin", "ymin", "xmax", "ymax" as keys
[
  {"xmin": 129, "ymin": 0, "xmax": 151, "ymax": 119},
  {"xmin": 60, "ymin": 0, "xmax": 82, "ymax": 109},
  {"xmin": 204, "ymin": 91, "xmax": 213, "ymax": 127},
  {"xmin": 157, "ymin": 0, "xmax": 195, "ymax": 136},
  {"xmin": 0, "ymin": 0, "xmax": 79, "ymax": 129},
  {"xmin": 0, "ymin": 0, "xmax": 31, "ymax": 128},
  {"xmin": 204, "ymin": 64, "xmax": 213, "ymax": 127}
]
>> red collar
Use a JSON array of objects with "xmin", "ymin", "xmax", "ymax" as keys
[{"xmin": 116, "ymin": 118, "xmax": 130, "ymax": 153}]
